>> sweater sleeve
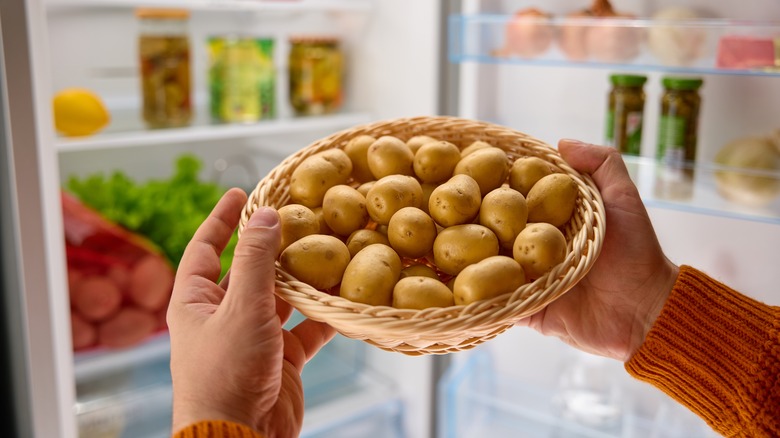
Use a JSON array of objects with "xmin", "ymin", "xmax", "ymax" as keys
[
  {"xmin": 172, "ymin": 420, "xmax": 263, "ymax": 438},
  {"xmin": 625, "ymin": 265, "xmax": 780, "ymax": 437}
]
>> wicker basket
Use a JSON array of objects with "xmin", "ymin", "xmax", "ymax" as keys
[{"xmin": 238, "ymin": 116, "xmax": 606, "ymax": 355}]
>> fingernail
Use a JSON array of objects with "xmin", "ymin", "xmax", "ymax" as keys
[{"xmin": 247, "ymin": 207, "xmax": 279, "ymax": 229}]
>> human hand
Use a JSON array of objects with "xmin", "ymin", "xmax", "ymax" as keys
[
  {"xmin": 518, "ymin": 140, "xmax": 679, "ymax": 362},
  {"xmin": 167, "ymin": 188, "xmax": 336, "ymax": 437}
]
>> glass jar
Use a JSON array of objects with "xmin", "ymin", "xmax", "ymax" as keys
[
  {"xmin": 137, "ymin": 8, "xmax": 192, "ymax": 128},
  {"xmin": 605, "ymin": 74, "xmax": 646, "ymax": 155},
  {"xmin": 208, "ymin": 36, "xmax": 276, "ymax": 123},
  {"xmin": 288, "ymin": 37, "xmax": 344, "ymax": 116}
]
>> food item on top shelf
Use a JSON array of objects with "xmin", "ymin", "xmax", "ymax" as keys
[
  {"xmin": 208, "ymin": 36, "xmax": 275, "ymax": 123},
  {"xmin": 605, "ymin": 74, "xmax": 646, "ymax": 155},
  {"xmin": 559, "ymin": 0, "xmax": 641, "ymax": 63},
  {"xmin": 52, "ymin": 88, "xmax": 110, "ymax": 137},
  {"xmin": 137, "ymin": 8, "xmax": 192, "ymax": 128},
  {"xmin": 716, "ymin": 35, "xmax": 780, "ymax": 70},
  {"xmin": 714, "ymin": 131, "xmax": 780, "ymax": 207},
  {"xmin": 268, "ymin": 133, "xmax": 586, "ymax": 311},
  {"xmin": 513, "ymin": 223, "xmax": 567, "ymax": 280},
  {"xmin": 647, "ymin": 6, "xmax": 707, "ymax": 67},
  {"xmin": 504, "ymin": 7, "xmax": 555, "ymax": 58},
  {"xmin": 289, "ymin": 36, "xmax": 344, "ymax": 116}
]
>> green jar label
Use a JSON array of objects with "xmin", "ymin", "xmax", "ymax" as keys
[
  {"xmin": 657, "ymin": 115, "xmax": 686, "ymax": 161},
  {"xmin": 605, "ymin": 110, "xmax": 643, "ymax": 155}
]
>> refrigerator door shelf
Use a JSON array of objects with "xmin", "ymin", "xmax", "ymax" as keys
[
  {"xmin": 56, "ymin": 110, "xmax": 373, "ymax": 152},
  {"xmin": 438, "ymin": 349, "xmax": 719, "ymax": 438},
  {"xmin": 450, "ymin": 14, "xmax": 780, "ymax": 78},
  {"xmin": 45, "ymin": 0, "xmax": 374, "ymax": 14}
]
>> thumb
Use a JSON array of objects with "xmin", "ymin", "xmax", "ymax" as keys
[
  {"xmin": 222, "ymin": 207, "xmax": 281, "ymax": 316},
  {"xmin": 558, "ymin": 139, "xmax": 636, "ymax": 195}
]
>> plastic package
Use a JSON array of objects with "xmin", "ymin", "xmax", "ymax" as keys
[{"xmin": 63, "ymin": 191, "xmax": 174, "ymax": 352}]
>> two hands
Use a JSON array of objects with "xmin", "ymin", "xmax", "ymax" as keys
[{"xmin": 166, "ymin": 139, "xmax": 678, "ymax": 435}]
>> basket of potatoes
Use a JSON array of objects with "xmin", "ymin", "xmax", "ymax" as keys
[{"xmin": 238, "ymin": 116, "xmax": 606, "ymax": 355}]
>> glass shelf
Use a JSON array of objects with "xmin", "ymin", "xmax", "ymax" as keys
[
  {"xmin": 56, "ymin": 110, "xmax": 373, "ymax": 152},
  {"xmin": 74, "ymin": 331, "xmax": 171, "ymax": 383},
  {"xmin": 46, "ymin": 0, "xmax": 373, "ymax": 13},
  {"xmin": 622, "ymin": 154, "xmax": 780, "ymax": 225},
  {"xmin": 449, "ymin": 14, "xmax": 780, "ymax": 77}
]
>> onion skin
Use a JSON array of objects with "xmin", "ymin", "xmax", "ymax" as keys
[
  {"xmin": 559, "ymin": 0, "xmax": 641, "ymax": 63},
  {"xmin": 505, "ymin": 8, "xmax": 555, "ymax": 59}
]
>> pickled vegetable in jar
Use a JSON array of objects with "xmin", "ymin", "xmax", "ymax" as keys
[
  {"xmin": 605, "ymin": 74, "xmax": 646, "ymax": 155},
  {"xmin": 288, "ymin": 37, "xmax": 344, "ymax": 116},
  {"xmin": 137, "ymin": 8, "xmax": 192, "ymax": 128}
]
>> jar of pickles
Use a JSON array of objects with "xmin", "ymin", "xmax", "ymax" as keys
[
  {"xmin": 288, "ymin": 37, "xmax": 344, "ymax": 116},
  {"xmin": 605, "ymin": 74, "xmax": 646, "ymax": 155},
  {"xmin": 137, "ymin": 8, "xmax": 192, "ymax": 128}
]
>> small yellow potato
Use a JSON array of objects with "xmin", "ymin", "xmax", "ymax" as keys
[
  {"xmin": 420, "ymin": 183, "xmax": 437, "ymax": 215},
  {"xmin": 406, "ymin": 135, "xmax": 439, "ymax": 154},
  {"xmin": 311, "ymin": 207, "xmax": 333, "ymax": 235},
  {"xmin": 453, "ymin": 256, "xmax": 525, "ymax": 305},
  {"xmin": 322, "ymin": 185, "xmax": 369, "ymax": 236},
  {"xmin": 356, "ymin": 181, "xmax": 376, "ymax": 197},
  {"xmin": 387, "ymin": 207, "xmax": 438, "ymax": 259},
  {"xmin": 366, "ymin": 175, "xmax": 423, "ymax": 225},
  {"xmin": 392, "ymin": 277, "xmax": 455, "ymax": 310},
  {"xmin": 509, "ymin": 156, "xmax": 554, "ymax": 197},
  {"xmin": 460, "ymin": 140, "xmax": 493, "ymax": 157},
  {"xmin": 344, "ymin": 135, "xmax": 376, "ymax": 183},
  {"xmin": 346, "ymin": 229, "xmax": 390, "ymax": 258},
  {"xmin": 367, "ymin": 136, "xmax": 415, "ymax": 179},
  {"xmin": 400, "ymin": 264, "xmax": 440, "ymax": 280},
  {"xmin": 454, "ymin": 147, "xmax": 510, "ymax": 196},
  {"xmin": 340, "ymin": 244, "xmax": 402, "ymax": 306},
  {"xmin": 428, "ymin": 174, "xmax": 482, "ymax": 227},
  {"xmin": 289, "ymin": 149, "xmax": 353, "ymax": 208},
  {"xmin": 512, "ymin": 222, "xmax": 567, "ymax": 279},
  {"xmin": 413, "ymin": 140, "xmax": 462, "ymax": 184},
  {"xmin": 526, "ymin": 173, "xmax": 579, "ymax": 227},
  {"xmin": 433, "ymin": 224, "xmax": 499, "ymax": 276},
  {"xmin": 278, "ymin": 204, "xmax": 320, "ymax": 252},
  {"xmin": 280, "ymin": 234, "xmax": 351, "ymax": 290},
  {"xmin": 479, "ymin": 187, "xmax": 528, "ymax": 250}
]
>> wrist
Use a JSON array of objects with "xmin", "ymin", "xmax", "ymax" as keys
[
  {"xmin": 628, "ymin": 260, "xmax": 678, "ymax": 360},
  {"xmin": 172, "ymin": 397, "xmax": 257, "ymax": 434}
]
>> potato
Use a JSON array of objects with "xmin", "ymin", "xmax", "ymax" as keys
[
  {"xmin": 512, "ymin": 222, "xmax": 567, "ymax": 279},
  {"xmin": 322, "ymin": 185, "xmax": 369, "ymax": 236},
  {"xmin": 356, "ymin": 181, "xmax": 376, "ymax": 196},
  {"xmin": 366, "ymin": 174, "xmax": 423, "ymax": 225},
  {"xmin": 278, "ymin": 204, "xmax": 320, "ymax": 251},
  {"xmin": 280, "ymin": 234, "xmax": 351, "ymax": 290},
  {"xmin": 479, "ymin": 187, "xmax": 528, "ymax": 250},
  {"xmin": 453, "ymin": 256, "xmax": 525, "ymax": 305},
  {"xmin": 526, "ymin": 173, "xmax": 579, "ymax": 227},
  {"xmin": 413, "ymin": 140, "xmax": 461, "ymax": 183},
  {"xmin": 340, "ymin": 244, "xmax": 402, "ymax": 306},
  {"xmin": 428, "ymin": 174, "xmax": 482, "ymax": 227},
  {"xmin": 392, "ymin": 277, "xmax": 454, "ymax": 310},
  {"xmin": 387, "ymin": 207, "xmax": 438, "ymax": 259},
  {"xmin": 509, "ymin": 156, "xmax": 554, "ymax": 196},
  {"xmin": 454, "ymin": 147, "xmax": 510, "ymax": 196},
  {"xmin": 406, "ymin": 135, "xmax": 438, "ymax": 154},
  {"xmin": 460, "ymin": 140, "xmax": 493, "ymax": 157},
  {"xmin": 346, "ymin": 229, "xmax": 390, "ymax": 258},
  {"xmin": 433, "ymin": 224, "xmax": 499, "ymax": 275},
  {"xmin": 289, "ymin": 149, "xmax": 352, "ymax": 207},
  {"xmin": 400, "ymin": 264, "xmax": 440, "ymax": 280},
  {"xmin": 311, "ymin": 207, "xmax": 333, "ymax": 235},
  {"xmin": 367, "ymin": 136, "xmax": 415, "ymax": 179},
  {"xmin": 344, "ymin": 135, "xmax": 376, "ymax": 183}
]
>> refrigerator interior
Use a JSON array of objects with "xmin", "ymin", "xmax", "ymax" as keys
[
  {"xmin": 8, "ymin": 0, "xmax": 444, "ymax": 436},
  {"xmin": 441, "ymin": 0, "xmax": 780, "ymax": 437}
]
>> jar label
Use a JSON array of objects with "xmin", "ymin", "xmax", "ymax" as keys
[
  {"xmin": 605, "ymin": 110, "xmax": 643, "ymax": 155},
  {"xmin": 657, "ymin": 115, "xmax": 687, "ymax": 161}
]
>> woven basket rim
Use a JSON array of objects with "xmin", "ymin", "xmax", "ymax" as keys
[{"xmin": 238, "ymin": 115, "xmax": 606, "ymax": 354}]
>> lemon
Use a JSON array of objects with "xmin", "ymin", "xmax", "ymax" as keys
[{"xmin": 52, "ymin": 88, "xmax": 110, "ymax": 137}]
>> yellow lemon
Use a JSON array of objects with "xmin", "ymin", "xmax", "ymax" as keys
[{"xmin": 52, "ymin": 88, "xmax": 110, "ymax": 137}]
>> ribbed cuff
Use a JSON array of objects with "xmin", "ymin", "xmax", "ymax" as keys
[
  {"xmin": 172, "ymin": 420, "xmax": 263, "ymax": 438},
  {"xmin": 625, "ymin": 265, "xmax": 780, "ymax": 437}
]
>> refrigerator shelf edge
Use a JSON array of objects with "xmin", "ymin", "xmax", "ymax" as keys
[
  {"xmin": 56, "ymin": 111, "xmax": 374, "ymax": 152},
  {"xmin": 449, "ymin": 14, "xmax": 780, "ymax": 78},
  {"xmin": 46, "ymin": 0, "xmax": 374, "ymax": 14},
  {"xmin": 73, "ymin": 332, "xmax": 170, "ymax": 382}
]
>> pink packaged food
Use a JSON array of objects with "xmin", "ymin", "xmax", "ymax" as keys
[
  {"xmin": 62, "ymin": 191, "xmax": 174, "ymax": 352},
  {"xmin": 716, "ymin": 35, "xmax": 779, "ymax": 69}
]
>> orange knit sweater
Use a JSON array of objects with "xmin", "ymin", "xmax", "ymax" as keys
[{"xmin": 173, "ymin": 265, "xmax": 779, "ymax": 438}]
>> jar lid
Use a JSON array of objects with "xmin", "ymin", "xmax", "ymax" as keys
[
  {"xmin": 135, "ymin": 8, "xmax": 190, "ymax": 19},
  {"xmin": 609, "ymin": 74, "xmax": 647, "ymax": 87},
  {"xmin": 662, "ymin": 77, "xmax": 704, "ymax": 90}
]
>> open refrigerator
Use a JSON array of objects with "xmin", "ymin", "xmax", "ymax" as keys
[{"xmin": 2, "ymin": 0, "xmax": 780, "ymax": 437}]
